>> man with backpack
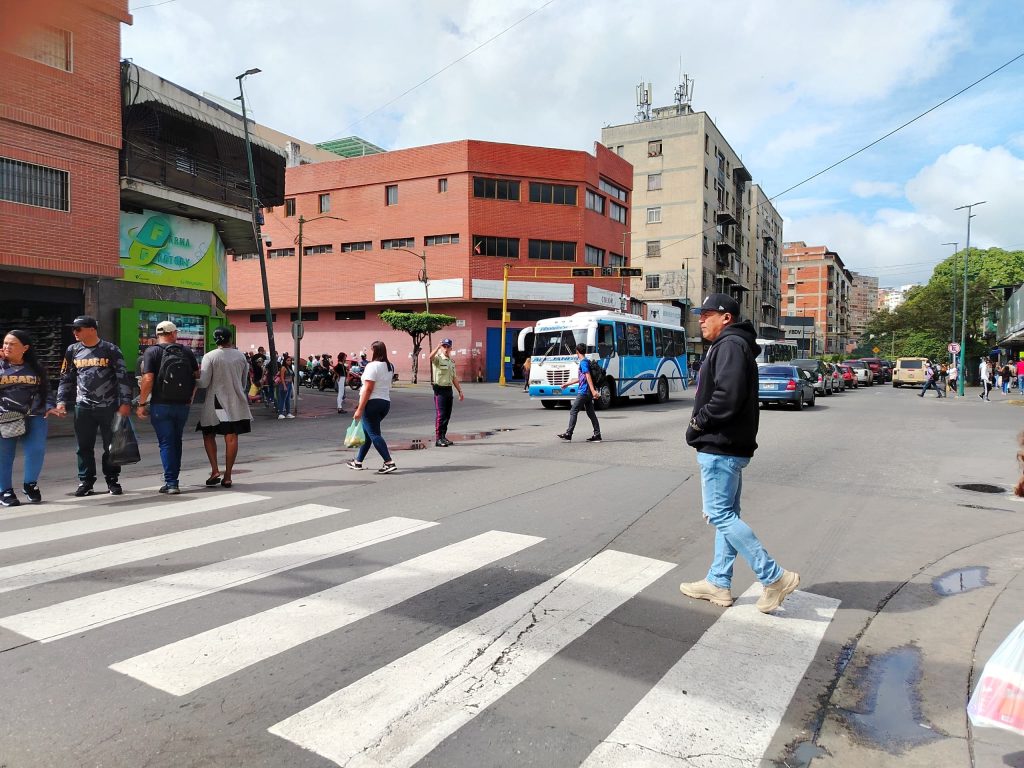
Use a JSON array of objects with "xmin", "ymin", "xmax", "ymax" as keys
[
  {"xmin": 135, "ymin": 321, "xmax": 199, "ymax": 494},
  {"xmin": 556, "ymin": 342, "xmax": 602, "ymax": 442},
  {"xmin": 918, "ymin": 360, "xmax": 944, "ymax": 398}
]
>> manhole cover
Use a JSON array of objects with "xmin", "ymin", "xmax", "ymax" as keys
[{"xmin": 955, "ymin": 483, "xmax": 1006, "ymax": 494}]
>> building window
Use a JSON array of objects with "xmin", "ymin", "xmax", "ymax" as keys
[
  {"xmin": 703, "ymin": 201, "xmax": 709, "ymax": 222},
  {"xmin": 385, "ymin": 185, "xmax": 398, "ymax": 206},
  {"xmin": 610, "ymin": 252, "xmax": 625, "ymax": 267},
  {"xmin": 438, "ymin": 178, "xmax": 448, "ymax": 193},
  {"xmin": 267, "ymin": 248, "xmax": 295, "ymax": 258},
  {"xmin": 249, "ymin": 313, "xmax": 276, "ymax": 322},
  {"xmin": 529, "ymin": 240, "xmax": 576, "ymax": 261},
  {"xmin": 284, "ymin": 198, "xmax": 296, "ymax": 217},
  {"xmin": 289, "ymin": 311, "xmax": 319, "ymax": 322},
  {"xmin": 529, "ymin": 182, "xmax": 577, "ymax": 205},
  {"xmin": 586, "ymin": 189, "xmax": 605, "ymax": 214},
  {"xmin": 341, "ymin": 241, "xmax": 372, "ymax": 252},
  {"xmin": 232, "ymin": 252, "xmax": 258, "ymax": 261},
  {"xmin": 704, "ymin": 134, "xmax": 709, "ymax": 154},
  {"xmin": 425, "ymin": 234, "xmax": 460, "ymax": 246},
  {"xmin": 381, "ymin": 237, "xmax": 415, "ymax": 250},
  {"xmin": 646, "ymin": 274, "xmax": 661, "ymax": 290},
  {"xmin": 703, "ymin": 168, "xmax": 708, "ymax": 188},
  {"xmin": 304, "ymin": 244, "xmax": 333, "ymax": 255},
  {"xmin": 473, "ymin": 177, "xmax": 520, "ymax": 201},
  {"xmin": 599, "ymin": 179, "xmax": 628, "ymax": 202},
  {"xmin": 12, "ymin": 25, "xmax": 72, "ymax": 71},
  {"xmin": 472, "ymin": 236, "xmax": 519, "ymax": 258},
  {"xmin": 616, "ymin": 145, "xmax": 624, "ymax": 156},
  {"xmin": 648, "ymin": 140, "xmax": 662, "ymax": 157},
  {"xmin": 584, "ymin": 245, "xmax": 605, "ymax": 266},
  {"xmin": 318, "ymin": 193, "xmax": 330, "ymax": 213},
  {"xmin": 609, "ymin": 201, "xmax": 627, "ymax": 224},
  {"xmin": 646, "ymin": 241, "xmax": 661, "ymax": 258},
  {"xmin": 0, "ymin": 157, "xmax": 70, "ymax": 211},
  {"xmin": 335, "ymin": 310, "xmax": 367, "ymax": 321},
  {"xmin": 647, "ymin": 207, "xmax": 662, "ymax": 224},
  {"xmin": 647, "ymin": 173, "xmax": 662, "ymax": 191}
]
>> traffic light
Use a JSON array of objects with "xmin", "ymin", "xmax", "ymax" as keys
[
  {"xmin": 618, "ymin": 267, "xmax": 643, "ymax": 277},
  {"xmin": 571, "ymin": 268, "xmax": 595, "ymax": 277},
  {"xmin": 601, "ymin": 266, "xmax": 613, "ymax": 276}
]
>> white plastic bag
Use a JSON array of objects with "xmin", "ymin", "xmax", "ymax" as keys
[{"xmin": 968, "ymin": 618, "xmax": 1024, "ymax": 736}]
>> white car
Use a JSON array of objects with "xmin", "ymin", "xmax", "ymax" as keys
[{"xmin": 846, "ymin": 360, "xmax": 873, "ymax": 386}]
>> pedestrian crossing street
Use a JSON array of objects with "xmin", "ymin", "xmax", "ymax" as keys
[{"xmin": 0, "ymin": 492, "xmax": 841, "ymax": 767}]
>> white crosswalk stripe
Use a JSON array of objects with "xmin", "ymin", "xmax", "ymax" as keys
[
  {"xmin": 0, "ymin": 516, "xmax": 435, "ymax": 642},
  {"xmin": 267, "ymin": 549, "xmax": 676, "ymax": 768},
  {"xmin": 581, "ymin": 586, "xmax": 841, "ymax": 767},
  {"xmin": 110, "ymin": 530, "xmax": 543, "ymax": 695},
  {"xmin": 0, "ymin": 492, "xmax": 268, "ymax": 551},
  {"xmin": 0, "ymin": 504, "xmax": 349, "ymax": 595}
]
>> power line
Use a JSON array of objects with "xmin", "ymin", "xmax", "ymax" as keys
[
  {"xmin": 130, "ymin": 0, "xmax": 177, "ymax": 10},
  {"xmin": 321, "ymin": 0, "xmax": 560, "ymax": 142}
]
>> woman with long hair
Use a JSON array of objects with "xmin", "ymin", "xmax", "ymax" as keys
[
  {"xmin": 346, "ymin": 340, "xmax": 397, "ymax": 474},
  {"xmin": 276, "ymin": 352, "xmax": 295, "ymax": 418},
  {"xmin": 0, "ymin": 330, "xmax": 53, "ymax": 505}
]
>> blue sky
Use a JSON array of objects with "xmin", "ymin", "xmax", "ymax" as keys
[{"xmin": 122, "ymin": 0, "xmax": 1024, "ymax": 286}]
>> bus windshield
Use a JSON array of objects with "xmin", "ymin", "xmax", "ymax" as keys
[{"xmin": 532, "ymin": 329, "xmax": 587, "ymax": 357}]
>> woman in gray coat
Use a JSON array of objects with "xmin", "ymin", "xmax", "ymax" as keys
[{"xmin": 196, "ymin": 328, "xmax": 252, "ymax": 488}]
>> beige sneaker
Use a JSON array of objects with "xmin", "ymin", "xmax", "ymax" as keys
[
  {"xmin": 679, "ymin": 579, "xmax": 734, "ymax": 607},
  {"xmin": 756, "ymin": 570, "xmax": 800, "ymax": 613}
]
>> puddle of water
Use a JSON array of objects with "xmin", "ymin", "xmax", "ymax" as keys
[
  {"xmin": 932, "ymin": 566, "xmax": 989, "ymax": 596},
  {"xmin": 955, "ymin": 483, "xmax": 1006, "ymax": 494},
  {"xmin": 445, "ymin": 431, "xmax": 495, "ymax": 441},
  {"xmin": 787, "ymin": 741, "xmax": 828, "ymax": 767},
  {"xmin": 389, "ymin": 439, "xmax": 430, "ymax": 451},
  {"xmin": 843, "ymin": 646, "xmax": 942, "ymax": 752}
]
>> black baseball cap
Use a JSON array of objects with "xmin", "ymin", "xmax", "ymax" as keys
[
  {"xmin": 70, "ymin": 315, "xmax": 98, "ymax": 329},
  {"xmin": 692, "ymin": 293, "xmax": 741, "ymax": 316}
]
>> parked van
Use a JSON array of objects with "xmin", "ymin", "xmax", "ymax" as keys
[{"xmin": 893, "ymin": 357, "xmax": 928, "ymax": 387}]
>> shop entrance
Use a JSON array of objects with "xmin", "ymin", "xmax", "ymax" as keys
[{"xmin": 0, "ymin": 284, "xmax": 83, "ymax": 391}]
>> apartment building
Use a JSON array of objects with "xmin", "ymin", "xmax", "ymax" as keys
[
  {"xmin": 849, "ymin": 271, "xmax": 880, "ymax": 345},
  {"xmin": 226, "ymin": 139, "xmax": 634, "ymax": 382},
  {"xmin": 781, "ymin": 242, "xmax": 853, "ymax": 355},
  {"xmin": 601, "ymin": 101, "xmax": 776, "ymax": 352}
]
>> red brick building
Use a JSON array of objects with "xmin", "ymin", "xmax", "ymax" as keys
[
  {"xmin": 228, "ymin": 140, "xmax": 634, "ymax": 381},
  {"xmin": 780, "ymin": 241, "xmax": 853, "ymax": 355},
  {"xmin": 1, "ymin": 1, "xmax": 132, "ymax": 379}
]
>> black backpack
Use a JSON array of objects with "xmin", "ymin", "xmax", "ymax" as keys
[
  {"xmin": 155, "ymin": 344, "xmax": 193, "ymax": 402},
  {"xmin": 586, "ymin": 359, "xmax": 606, "ymax": 390}
]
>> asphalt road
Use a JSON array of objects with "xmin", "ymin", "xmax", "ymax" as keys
[{"xmin": 1, "ymin": 380, "xmax": 1021, "ymax": 767}]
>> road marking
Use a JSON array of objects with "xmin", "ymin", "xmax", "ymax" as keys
[
  {"xmin": 0, "ymin": 504, "xmax": 349, "ymax": 595},
  {"xmin": 0, "ymin": 493, "xmax": 268, "ymax": 552},
  {"xmin": 0, "ymin": 516, "xmax": 435, "ymax": 642},
  {"xmin": 581, "ymin": 586, "xmax": 840, "ymax": 767},
  {"xmin": 111, "ymin": 530, "xmax": 543, "ymax": 695},
  {"xmin": 268, "ymin": 549, "xmax": 674, "ymax": 768}
]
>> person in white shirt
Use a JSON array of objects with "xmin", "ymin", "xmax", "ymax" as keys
[
  {"xmin": 346, "ymin": 341, "xmax": 397, "ymax": 474},
  {"xmin": 979, "ymin": 358, "xmax": 992, "ymax": 401}
]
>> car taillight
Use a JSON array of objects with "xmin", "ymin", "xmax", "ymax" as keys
[{"xmin": 787, "ymin": 380, "xmax": 797, "ymax": 390}]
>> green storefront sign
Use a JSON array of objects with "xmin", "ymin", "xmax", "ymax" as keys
[{"xmin": 119, "ymin": 210, "xmax": 227, "ymax": 302}]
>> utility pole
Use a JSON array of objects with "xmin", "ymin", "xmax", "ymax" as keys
[
  {"xmin": 955, "ymin": 201, "xmax": 985, "ymax": 395},
  {"xmin": 394, "ymin": 247, "xmax": 432, "ymax": 382},
  {"xmin": 498, "ymin": 263, "xmax": 511, "ymax": 385},
  {"xmin": 941, "ymin": 241, "xmax": 958, "ymax": 367},
  {"xmin": 619, "ymin": 230, "xmax": 632, "ymax": 312},
  {"xmin": 235, "ymin": 68, "xmax": 278, "ymax": 382}
]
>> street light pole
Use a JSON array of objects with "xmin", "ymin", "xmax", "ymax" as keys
[
  {"xmin": 235, "ymin": 68, "xmax": 278, "ymax": 382},
  {"xmin": 941, "ymin": 241, "xmax": 958, "ymax": 366},
  {"xmin": 498, "ymin": 263, "xmax": 511, "ymax": 385},
  {"xmin": 619, "ymin": 230, "xmax": 632, "ymax": 313},
  {"xmin": 393, "ymin": 247, "xmax": 432, "ymax": 382},
  {"xmin": 955, "ymin": 201, "xmax": 985, "ymax": 395}
]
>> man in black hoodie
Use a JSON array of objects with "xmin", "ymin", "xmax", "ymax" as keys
[{"xmin": 679, "ymin": 294, "xmax": 800, "ymax": 614}]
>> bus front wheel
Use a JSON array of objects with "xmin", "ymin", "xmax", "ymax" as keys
[{"xmin": 541, "ymin": 400, "xmax": 557, "ymax": 409}]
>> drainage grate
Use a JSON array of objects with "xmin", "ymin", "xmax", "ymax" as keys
[{"xmin": 955, "ymin": 483, "xmax": 1006, "ymax": 494}]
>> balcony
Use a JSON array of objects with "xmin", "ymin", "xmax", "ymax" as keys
[
  {"xmin": 715, "ymin": 238, "xmax": 737, "ymax": 256},
  {"xmin": 715, "ymin": 209, "xmax": 738, "ymax": 227}
]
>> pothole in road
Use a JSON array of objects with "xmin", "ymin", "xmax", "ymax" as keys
[
  {"xmin": 932, "ymin": 566, "xmax": 989, "ymax": 596},
  {"xmin": 955, "ymin": 483, "xmax": 1007, "ymax": 494}
]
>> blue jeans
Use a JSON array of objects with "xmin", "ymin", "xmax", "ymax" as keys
[
  {"xmin": 0, "ymin": 414, "xmax": 48, "ymax": 490},
  {"xmin": 276, "ymin": 382, "xmax": 293, "ymax": 415},
  {"xmin": 356, "ymin": 399, "xmax": 392, "ymax": 463},
  {"xmin": 150, "ymin": 403, "xmax": 190, "ymax": 485},
  {"xmin": 697, "ymin": 452, "xmax": 783, "ymax": 588},
  {"xmin": 1018, "ymin": 375, "xmax": 1024, "ymax": 393}
]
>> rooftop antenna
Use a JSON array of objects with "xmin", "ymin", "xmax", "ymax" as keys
[
  {"xmin": 674, "ymin": 71, "xmax": 694, "ymax": 114},
  {"xmin": 635, "ymin": 80, "xmax": 652, "ymax": 122}
]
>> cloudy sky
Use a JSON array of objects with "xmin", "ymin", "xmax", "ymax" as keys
[{"xmin": 122, "ymin": 0, "xmax": 1024, "ymax": 287}]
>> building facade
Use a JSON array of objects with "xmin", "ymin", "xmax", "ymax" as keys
[
  {"xmin": 781, "ymin": 241, "xmax": 853, "ymax": 355},
  {"xmin": 227, "ymin": 140, "xmax": 634, "ymax": 382},
  {"xmin": 849, "ymin": 271, "xmax": 879, "ymax": 345},
  {"xmin": 601, "ymin": 102, "xmax": 779, "ymax": 352}
]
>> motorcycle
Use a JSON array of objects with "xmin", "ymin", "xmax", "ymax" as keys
[{"xmin": 346, "ymin": 365, "xmax": 363, "ymax": 390}]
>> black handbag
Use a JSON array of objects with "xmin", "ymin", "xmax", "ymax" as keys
[{"xmin": 109, "ymin": 413, "xmax": 142, "ymax": 466}]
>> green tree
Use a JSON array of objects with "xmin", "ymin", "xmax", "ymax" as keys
[{"xmin": 379, "ymin": 310, "xmax": 456, "ymax": 384}]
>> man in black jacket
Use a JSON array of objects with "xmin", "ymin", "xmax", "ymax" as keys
[{"xmin": 679, "ymin": 294, "xmax": 800, "ymax": 614}]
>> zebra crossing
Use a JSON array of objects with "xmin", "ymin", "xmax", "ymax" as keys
[{"xmin": 0, "ymin": 491, "xmax": 840, "ymax": 767}]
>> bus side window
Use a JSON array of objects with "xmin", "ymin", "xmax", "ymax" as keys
[
  {"xmin": 597, "ymin": 323, "xmax": 615, "ymax": 358},
  {"xmin": 654, "ymin": 327, "xmax": 665, "ymax": 357},
  {"xmin": 674, "ymin": 330, "xmax": 685, "ymax": 358},
  {"xmin": 642, "ymin": 326, "xmax": 654, "ymax": 356},
  {"xmin": 616, "ymin": 322, "xmax": 629, "ymax": 356}
]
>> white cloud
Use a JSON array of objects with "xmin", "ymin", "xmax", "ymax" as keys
[{"xmin": 851, "ymin": 181, "xmax": 903, "ymax": 198}]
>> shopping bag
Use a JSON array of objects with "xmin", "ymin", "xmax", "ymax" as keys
[
  {"xmin": 343, "ymin": 418, "xmax": 365, "ymax": 448},
  {"xmin": 968, "ymin": 618, "xmax": 1024, "ymax": 736},
  {"xmin": 109, "ymin": 413, "xmax": 142, "ymax": 466}
]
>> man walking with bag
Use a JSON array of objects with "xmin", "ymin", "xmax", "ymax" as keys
[
  {"xmin": 678, "ymin": 294, "xmax": 800, "ymax": 614},
  {"xmin": 135, "ymin": 321, "xmax": 199, "ymax": 493},
  {"xmin": 53, "ymin": 316, "xmax": 133, "ymax": 496},
  {"xmin": 557, "ymin": 342, "xmax": 602, "ymax": 443}
]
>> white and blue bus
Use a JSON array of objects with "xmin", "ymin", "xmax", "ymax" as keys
[
  {"xmin": 754, "ymin": 339, "xmax": 798, "ymax": 364},
  {"xmin": 518, "ymin": 310, "xmax": 688, "ymax": 409}
]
